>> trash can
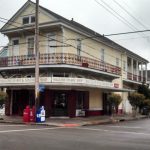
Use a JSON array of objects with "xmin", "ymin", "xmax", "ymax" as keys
[
  {"xmin": 40, "ymin": 106, "xmax": 46, "ymax": 122},
  {"xmin": 36, "ymin": 106, "xmax": 46, "ymax": 123},
  {"xmin": 23, "ymin": 105, "xmax": 30, "ymax": 122}
]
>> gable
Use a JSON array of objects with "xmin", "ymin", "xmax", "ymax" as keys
[{"xmin": 1, "ymin": 1, "xmax": 58, "ymax": 31}]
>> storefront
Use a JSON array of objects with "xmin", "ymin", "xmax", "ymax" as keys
[{"xmin": 3, "ymin": 77, "xmax": 126, "ymax": 118}]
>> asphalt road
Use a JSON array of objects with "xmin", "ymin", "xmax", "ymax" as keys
[{"xmin": 0, "ymin": 119, "xmax": 150, "ymax": 150}]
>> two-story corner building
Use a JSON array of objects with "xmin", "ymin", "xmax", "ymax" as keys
[{"xmin": 0, "ymin": 0, "xmax": 148, "ymax": 117}]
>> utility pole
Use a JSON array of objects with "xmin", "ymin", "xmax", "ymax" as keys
[{"xmin": 35, "ymin": 0, "xmax": 39, "ymax": 115}]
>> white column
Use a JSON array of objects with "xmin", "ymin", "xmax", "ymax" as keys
[
  {"xmin": 136, "ymin": 61, "xmax": 139, "ymax": 81},
  {"xmin": 131, "ymin": 58, "xmax": 133, "ymax": 80},
  {"xmin": 145, "ymin": 63, "xmax": 147, "ymax": 83},
  {"xmin": 141, "ymin": 63, "xmax": 143, "ymax": 82},
  {"xmin": 61, "ymin": 26, "xmax": 65, "ymax": 63}
]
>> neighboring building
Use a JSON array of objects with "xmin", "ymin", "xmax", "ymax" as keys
[
  {"xmin": 145, "ymin": 70, "xmax": 150, "ymax": 87},
  {"xmin": 0, "ymin": 0, "xmax": 149, "ymax": 117}
]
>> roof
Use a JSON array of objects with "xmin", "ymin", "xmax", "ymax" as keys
[
  {"xmin": 0, "ymin": 0, "xmax": 149, "ymax": 63},
  {"xmin": 0, "ymin": 46, "xmax": 8, "ymax": 57}
]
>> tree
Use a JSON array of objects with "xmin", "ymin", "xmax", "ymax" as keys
[
  {"xmin": 128, "ymin": 92, "xmax": 145, "ymax": 117},
  {"xmin": 108, "ymin": 93, "xmax": 122, "ymax": 115},
  {"xmin": 0, "ymin": 91, "xmax": 7, "ymax": 108},
  {"xmin": 138, "ymin": 84, "xmax": 150, "ymax": 99},
  {"xmin": 142, "ymin": 99, "xmax": 150, "ymax": 115},
  {"xmin": 138, "ymin": 84, "xmax": 150, "ymax": 113}
]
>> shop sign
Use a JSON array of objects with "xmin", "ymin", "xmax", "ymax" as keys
[{"xmin": 0, "ymin": 77, "xmax": 119, "ymax": 89}]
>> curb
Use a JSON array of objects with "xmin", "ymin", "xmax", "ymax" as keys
[{"xmin": 0, "ymin": 116, "xmax": 148, "ymax": 127}]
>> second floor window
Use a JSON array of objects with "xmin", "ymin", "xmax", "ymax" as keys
[
  {"xmin": 77, "ymin": 39, "xmax": 81, "ymax": 56},
  {"xmin": 123, "ymin": 60, "xmax": 126, "ymax": 71},
  {"xmin": 12, "ymin": 39, "xmax": 19, "ymax": 56},
  {"xmin": 27, "ymin": 37, "xmax": 34, "ymax": 55},
  {"xmin": 100, "ymin": 49, "xmax": 104, "ymax": 62},
  {"xmin": 116, "ymin": 58, "xmax": 119, "ymax": 66},
  {"xmin": 48, "ymin": 33, "xmax": 56, "ymax": 53}
]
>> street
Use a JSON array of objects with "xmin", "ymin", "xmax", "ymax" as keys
[{"xmin": 0, "ymin": 119, "xmax": 150, "ymax": 150}]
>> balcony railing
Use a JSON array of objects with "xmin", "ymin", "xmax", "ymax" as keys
[
  {"xmin": 127, "ymin": 72, "xmax": 146, "ymax": 83},
  {"xmin": 0, "ymin": 53, "xmax": 121, "ymax": 76}
]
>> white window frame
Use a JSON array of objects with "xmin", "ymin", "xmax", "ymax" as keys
[
  {"xmin": 26, "ymin": 36, "xmax": 35, "ymax": 55},
  {"xmin": 47, "ymin": 33, "xmax": 56, "ymax": 54},
  {"xmin": 123, "ymin": 60, "xmax": 126, "ymax": 71},
  {"xmin": 116, "ymin": 58, "xmax": 119, "ymax": 67},
  {"xmin": 77, "ymin": 39, "xmax": 81, "ymax": 56},
  {"xmin": 22, "ymin": 15, "xmax": 35, "ymax": 25},
  {"xmin": 100, "ymin": 48, "xmax": 105, "ymax": 62},
  {"xmin": 11, "ymin": 37, "xmax": 20, "ymax": 56}
]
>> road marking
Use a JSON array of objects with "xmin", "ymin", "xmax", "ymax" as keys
[
  {"xmin": 76, "ymin": 127, "xmax": 150, "ymax": 136},
  {"xmin": 0, "ymin": 127, "xmax": 64, "ymax": 133},
  {"xmin": 107, "ymin": 126, "xmax": 142, "ymax": 129},
  {"xmin": 0, "ymin": 125, "xmax": 27, "ymax": 127}
]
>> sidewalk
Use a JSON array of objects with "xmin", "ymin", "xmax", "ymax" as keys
[{"xmin": 0, "ymin": 114, "xmax": 148, "ymax": 127}]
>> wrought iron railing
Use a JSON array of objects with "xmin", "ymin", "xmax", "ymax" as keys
[
  {"xmin": 127, "ymin": 72, "xmax": 145, "ymax": 82},
  {"xmin": 0, "ymin": 53, "xmax": 121, "ymax": 76}
]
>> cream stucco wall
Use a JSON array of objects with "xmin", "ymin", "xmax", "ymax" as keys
[
  {"xmin": 89, "ymin": 89, "xmax": 103, "ymax": 110},
  {"xmin": 64, "ymin": 27, "xmax": 124, "ymax": 67},
  {"xmin": 8, "ymin": 30, "xmax": 63, "ymax": 56}
]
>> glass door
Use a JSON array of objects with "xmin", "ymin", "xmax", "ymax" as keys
[{"xmin": 52, "ymin": 92, "xmax": 68, "ymax": 116}]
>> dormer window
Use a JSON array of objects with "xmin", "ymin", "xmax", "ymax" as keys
[
  {"xmin": 31, "ymin": 16, "xmax": 35, "ymax": 23},
  {"xmin": 22, "ymin": 16, "xmax": 35, "ymax": 25}
]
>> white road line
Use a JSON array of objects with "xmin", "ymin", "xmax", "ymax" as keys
[
  {"xmin": 0, "ymin": 127, "xmax": 64, "ymax": 133},
  {"xmin": 76, "ymin": 127, "xmax": 150, "ymax": 136},
  {"xmin": 0, "ymin": 125, "xmax": 27, "ymax": 127},
  {"xmin": 107, "ymin": 126, "xmax": 142, "ymax": 129}
]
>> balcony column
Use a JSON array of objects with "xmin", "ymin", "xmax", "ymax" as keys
[
  {"xmin": 136, "ymin": 61, "xmax": 139, "ymax": 81},
  {"xmin": 141, "ymin": 63, "xmax": 143, "ymax": 82},
  {"xmin": 61, "ymin": 26, "xmax": 65, "ymax": 63},
  {"xmin": 145, "ymin": 63, "xmax": 147, "ymax": 83},
  {"xmin": 131, "ymin": 58, "xmax": 134, "ymax": 80}
]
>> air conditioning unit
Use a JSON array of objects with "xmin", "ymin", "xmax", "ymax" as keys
[{"xmin": 76, "ymin": 109, "xmax": 85, "ymax": 117}]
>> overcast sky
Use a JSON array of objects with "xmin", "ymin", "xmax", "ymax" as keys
[{"xmin": 0, "ymin": 0, "xmax": 150, "ymax": 68}]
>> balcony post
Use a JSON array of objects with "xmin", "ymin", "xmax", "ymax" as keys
[
  {"xmin": 145, "ymin": 63, "xmax": 147, "ymax": 83},
  {"xmin": 131, "ymin": 58, "xmax": 133, "ymax": 80},
  {"xmin": 136, "ymin": 61, "xmax": 139, "ymax": 81},
  {"xmin": 141, "ymin": 63, "xmax": 143, "ymax": 82},
  {"xmin": 61, "ymin": 26, "xmax": 64, "ymax": 63}
]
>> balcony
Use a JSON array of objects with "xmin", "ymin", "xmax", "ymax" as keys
[
  {"xmin": 0, "ymin": 53, "xmax": 121, "ymax": 76},
  {"xmin": 127, "ymin": 72, "xmax": 146, "ymax": 83}
]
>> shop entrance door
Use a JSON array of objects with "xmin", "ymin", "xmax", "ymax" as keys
[
  {"xmin": 52, "ymin": 92, "xmax": 68, "ymax": 116},
  {"xmin": 103, "ymin": 93, "xmax": 112, "ymax": 115}
]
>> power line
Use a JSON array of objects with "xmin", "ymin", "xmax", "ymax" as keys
[
  {"xmin": 104, "ymin": 29, "xmax": 150, "ymax": 37},
  {"xmin": 94, "ymin": 0, "xmax": 147, "ymax": 39},
  {"xmin": 112, "ymin": 0, "xmax": 149, "ymax": 30},
  {"xmin": 113, "ymin": 35, "xmax": 150, "ymax": 41},
  {"xmin": 94, "ymin": 0, "xmax": 137, "ymax": 32},
  {"xmin": 122, "ymin": 0, "xmax": 150, "ymax": 29}
]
